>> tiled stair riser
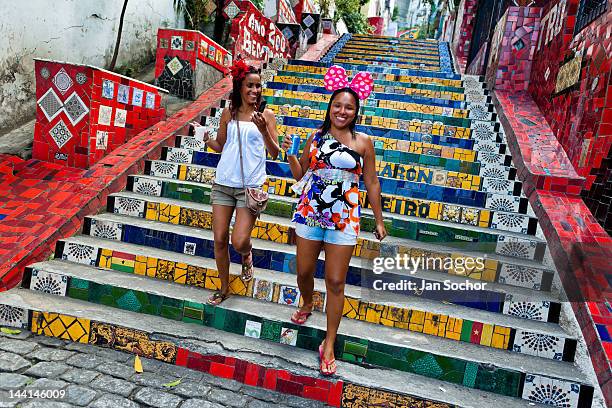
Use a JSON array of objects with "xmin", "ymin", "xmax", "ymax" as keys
[
  {"xmin": 271, "ymin": 63, "xmax": 483, "ymax": 91},
  {"xmin": 83, "ymin": 218, "xmax": 512, "ymax": 314},
  {"xmin": 144, "ymin": 161, "xmax": 545, "ymax": 262},
  {"xmin": 131, "ymin": 171, "xmax": 555, "ymax": 292},
  {"xmin": 334, "ymin": 52, "xmax": 442, "ymax": 66},
  {"xmin": 177, "ymin": 136, "xmax": 526, "ymax": 213},
  {"xmin": 203, "ymin": 105, "xmax": 506, "ymax": 154},
  {"xmin": 161, "ymin": 148, "xmax": 539, "ymax": 236},
  {"xmin": 261, "ymin": 88, "xmax": 496, "ymax": 123},
  {"xmin": 43, "ymin": 242, "xmax": 569, "ymax": 359},
  {"xmin": 19, "ymin": 270, "xmax": 593, "ymax": 405},
  {"xmin": 263, "ymin": 75, "xmax": 491, "ymax": 104}
]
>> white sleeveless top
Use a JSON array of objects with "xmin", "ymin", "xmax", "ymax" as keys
[{"xmin": 215, "ymin": 120, "xmax": 267, "ymax": 188}]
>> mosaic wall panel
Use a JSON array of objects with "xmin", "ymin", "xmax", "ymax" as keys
[
  {"xmin": 527, "ymin": 0, "xmax": 612, "ymax": 235},
  {"xmin": 33, "ymin": 59, "xmax": 165, "ymax": 169}
]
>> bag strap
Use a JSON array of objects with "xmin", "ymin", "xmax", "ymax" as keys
[{"xmin": 236, "ymin": 119, "xmax": 247, "ymax": 190}]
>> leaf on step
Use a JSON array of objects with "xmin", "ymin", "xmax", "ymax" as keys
[
  {"xmin": 163, "ymin": 379, "xmax": 182, "ymax": 388},
  {"xmin": 134, "ymin": 355, "xmax": 143, "ymax": 374},
  {"xmin": 0, "ymin": 327, "xmax": 21, "ymax": 335}
]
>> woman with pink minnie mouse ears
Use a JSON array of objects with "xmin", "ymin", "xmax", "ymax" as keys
[{"xmin": 280, "ymin": 65, "xmax": 387, "ymax": 376}]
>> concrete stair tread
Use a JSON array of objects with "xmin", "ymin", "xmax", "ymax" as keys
[
  {"xmin": 0, "ymin": 288, "xmax": 556, "ymax": 408},
  {"xmin": 86, "ymin": 211, "xmax": 559, "ymax": 305},
  {"xmin": 26, "ymin": 260, "xmax": 587, "ymax": 385},
  {"xmin": 131, "ymin": 173, "xmax": 554, "ymax": 275},
  {"xmin": 55, "ymin": 236, "xmax": 568, "ymax": 338}
]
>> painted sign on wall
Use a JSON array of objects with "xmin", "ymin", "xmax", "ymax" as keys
[{"xmin": 231, "ymin": 0, "xmax": 291, "ymax": 61}]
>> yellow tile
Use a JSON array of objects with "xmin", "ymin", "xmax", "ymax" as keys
[
  {"xmin": 134, "ymin": 256, "xmax": 147, "ymax": 276},
  {"xmin": 174, "ymin": 262, "xmax": 188, "ymax": 284},
  {"xmin": 99, "ymin": 249, "xmax": 112, "ymax": 269},
  {"xmin": 445, "ymin": 317, "xmax": 463, "ymax": 341},
  {"xmin": 145, "ymin": 202, "xmax": 159, "ymax": 221},
  {"xmin": 480, "ymin": 324, "xmax": 494, "ymax": 347},
  {"xmin": 491, "ymin": 326, "xmax": 511, "ymax": 349},
  {"xmin": 343, "ymin": 297, "xmax": 360, "ymax": 319}
]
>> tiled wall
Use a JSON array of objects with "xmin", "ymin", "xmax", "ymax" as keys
[
  {"xmin": 452, "ymin": 0, "xmax": 479, "ymax": 72},
  {"xmin": 155, "ymin": 29, "xmax": 230, "ymax": 100},
  {"xmin": 528, "ymin": 0, "xmax": 612, "ymax": 233},
  {"xmin": 32, "ymin": 60, "xmax": 165, "ymax": 169},
  {"xmin": 485, "ymin": 6, "xmax": 542, "ymax": 92}
]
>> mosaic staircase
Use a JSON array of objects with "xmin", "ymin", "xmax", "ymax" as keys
[{"xmin": 0, "ymin": 34, "xmax": 602, "ymax": 407}]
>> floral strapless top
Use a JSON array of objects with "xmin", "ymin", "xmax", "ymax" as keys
[{"xmin": 291, "ymin": 132, "xmax": 363, "ymax": 236}]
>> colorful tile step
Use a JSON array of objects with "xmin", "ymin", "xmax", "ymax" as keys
[
  {"xmin": 130, "ymin": 171, "xmax": 555, "ymax": 292},
  {"xmin": 109, "ymin": 188, "xmax": 535, "ymax": 269},
  {"xmin": 81, "ymin": 212, "xmax": 556, "ymax": 319},
  {"xmin": 160, "ymin": 149, "xmax": 538, "ymax": 236},
  {"xmin": 19, "ymin": 262, "xmax": 593, "ymax": 405},
  {"xmin": 136, "ymin": 165, "xmax": 547, "ymax": 263},
  {"xmin": 266, "ymin": 77, "xmax": 467, "ymax": 109},
  {"xmin": 269, "ymin": 59, "xmax": 468, "ymax": 80},
  {"xmin": 1, "ymin": 291, "xmax": 481, "ymax": 408},
  {"xmin": 2, "ymin": 290, "xmax": 572, "ymax": 408},
  {"xmin": 46, "ymin": 237, "xmax": 570, "ymax": 359},
  {"xmin": 263, "ymin": 72, "xmax": 491, "ymax": 104},
  {"xmin": 331, "ymin": 57, "xmax": 442, "ymax": 72},
  {"xmin": 272, "ymin": 63, "xmax": 485, "ymax": 91},
  {"xmin": 175, "ymin": 137, "xmax": 527, "ymax": 214},
  {"xmin": 208, "ymin": 103, "xmax": 502, "ymax": 147},
  {"xmin": 263, "ymin": 89, "xmax": 496, "ymax": 124},
  {"xmin": 333, "ymin": 53, "xmax": 441, "ymax": 67},
  {"xmin": 339, "ymin": 45, "xmax": 441, "ymax": 56},
  {"xmin": 197, "ymin": 110, "xmax": 510, "ymax": 170}
]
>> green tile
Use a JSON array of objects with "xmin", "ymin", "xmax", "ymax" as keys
[
  {"xmin": 115, "ymin": 290, "xmax": 143, "ymax": 312},
  {"xmin": 203, "ymin": 304, "xmax": 216, "ymax": 326},
  {"xmin": 344, "ymin": 340, "xmax": 368, "ymax": 357},
  {"xmin": 474, "ymin": 366, "xmax": 522, "ymax": 397},
  {"xmin": 223, "ymin": 310, "xmax": 247, "ymax": 335},
  {"xmin": 463, "ymin": 362, "xmax": 478, "ymax": 387},
  {"xmin": 460, "ymin": 320, "xmax": 473, "ymax": 343},
  {"xmin": 68, "ymin": 288, "xmax": 89, "ymax": 301},
  {"xmin": 365, "ymin": 349, "xmax": 394, "ymax": 367},
  {"xmin": 183, "ymin": 301, "xmax": 204, "ymax": 324},
  {"xmin": 161, "ymin": 297, "xmax": 184, "ymax": 321},
  {"xmin": 260, "ymin": 320, "xmax": 281, "ymax": 342},
  {"xmin": 212, "ymin": 307, "xmax": 226, "ymax": 330}
]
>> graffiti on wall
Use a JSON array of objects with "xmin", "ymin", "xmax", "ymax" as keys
[
  {"xmin": 231, "ymin": 1, "xmax": 291, "ymax": 61},
  {"xmin": 536, "ymin": 0, "xmax": 567, "ymax": 51}
]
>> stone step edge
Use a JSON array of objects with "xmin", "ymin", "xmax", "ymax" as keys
[
  {"xmin": 0, "ymin": 288, "xmax": 556, "ymax": 408},
  {"xmin": 52, "ymin": 237, "xmax": 573, "ymax": 353},
  {"xmin": 131, "ymin": 172, "xmax": 553, "ymax": 276},
  {"xmin": 82, "ymin": 213, "xmax": 563, "ymax": 324},
  {"xmin": 18, "ymin": 264, "xmax": 594, "ymax": 407}
]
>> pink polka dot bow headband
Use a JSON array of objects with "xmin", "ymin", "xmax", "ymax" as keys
[{"xmin": 323, "ymin": 65, "xmax": 374, "ymax": 100}]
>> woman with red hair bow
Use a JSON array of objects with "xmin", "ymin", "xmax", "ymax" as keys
[{"xmin": 191, "ymin": 60, "xmax": 279, "ymax": 306}]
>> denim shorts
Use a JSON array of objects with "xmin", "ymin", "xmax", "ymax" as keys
[{"xmin": 294, "ymin": 223, "xmax": 357, "ymax": 246}]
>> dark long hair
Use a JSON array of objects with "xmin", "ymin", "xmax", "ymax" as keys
[
  {"xmin": 319, "ymin": 87, "xmax": 360, "ymax": 139},
  {"xmin": 230, "ymin": 66, "xmax": 262, "ymax": 120}
]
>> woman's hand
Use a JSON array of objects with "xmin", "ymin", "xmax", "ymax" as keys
[
  {"xmin": 374, "ymin": 222, "xmax": 387, "ymax": 241},
  {"xmin": 189, "ymin": 122, "xmax": 210, "ymax": 142},
  {"xmin": 251, "ymin": 111, "xmax": 268, "ymax": 135},
  {"xmin": 280, "ymin": 133, "xmax": 293, "ymax": 152}
]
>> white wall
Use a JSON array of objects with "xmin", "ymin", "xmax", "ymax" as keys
[{"xmin": 0, "ymin": 0, "xmax": 182, "ymax": 131}]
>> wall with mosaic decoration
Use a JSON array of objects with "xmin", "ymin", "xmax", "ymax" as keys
[
  {"xmin": 0, "ymin": 0, "xmax": 180, "ymax": 132},
  {"xmin": 528, "ymin": 0, "xmax": 612, "ymax": 233},
  {"xmin": 485, "ymin": 6, "xmax": 542, "ymax": 92},
  {"xmin": 32, "ymin": 59, "xmax": 166, "ymax": 169},
  {"xmin": 229, "ymin": 0, "xmax": 292, "ymax": 62},
  {"xmin": 155, "ymin": 29, "xmax": 230, "ymax": 100},
  {"xmin": 451, "ymin": 0, "xmax": 479, "ymax": 72}
]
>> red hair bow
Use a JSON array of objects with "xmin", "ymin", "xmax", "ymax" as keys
[{"xmin": 230, "ymin": 60, "xmax": 250, "ymax": 81}]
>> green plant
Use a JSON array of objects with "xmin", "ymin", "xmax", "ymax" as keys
[
  {"xmin": 392, "ymin": 5, "xmax": 399, "ymax": 21},
  {"xmin": 334, "ymin": 0, "xmax": 372, "ymax": 33},
  {"xmin": 173, "ymin": 0, "xmax": 214, "ymax": 30}
]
